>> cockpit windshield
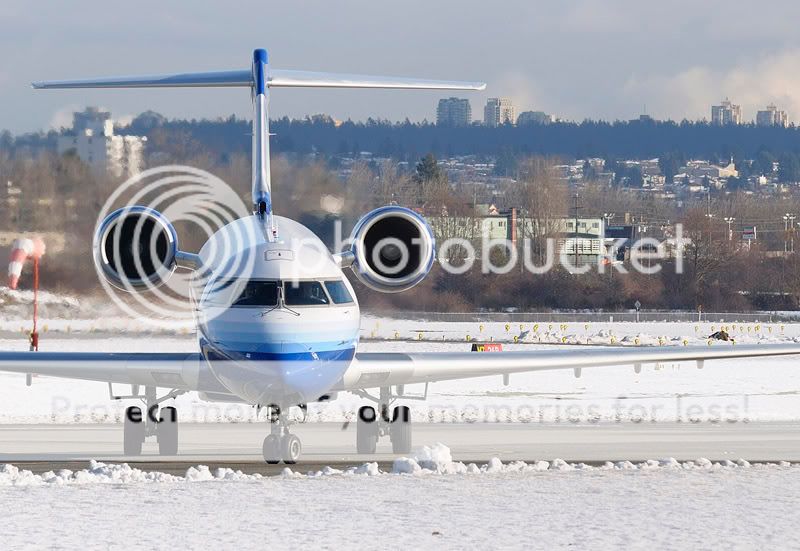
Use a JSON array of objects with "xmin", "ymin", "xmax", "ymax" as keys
[
  {"xmin": 324, "ymin": 280, "xmax": 354, "ymax": 304},
  {"xmin": 204, "ymin": 279, "xmax": 279, "ymax": 307},
  {"xmin": 284, "ymin": 281, "xmax": 329, "ymax": 306},
  {"xmin": 203, "ymin": 279, "xmax": 352, "ymax": 308},
  {"xmin": 232, "ymin": 280, "xmax": 280, "ymax": 306}
]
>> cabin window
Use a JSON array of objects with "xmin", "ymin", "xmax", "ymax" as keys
[
  {"xmin": 284, "ymin": 281, "xmax": 329, "ymax": 306},
  {"xmin": 324, "ymin": 280, "xmax": 354, "ymax": 304}
]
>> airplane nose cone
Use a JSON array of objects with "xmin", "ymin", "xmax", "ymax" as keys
[{"xmin": 277, "ymin": 359, "xmax": 349, "ymax": 403}]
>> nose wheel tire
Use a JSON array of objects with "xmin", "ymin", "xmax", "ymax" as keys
[
  {"xmin": 123, "ymin": 406, "xmax": 145, "ymax": 456},
  {"xmin": 357, "ymin": 406, "xmax": 379, "ymax": 454},
  {"xmin": 263, "ymin": 433, "xmax": 301, "ymax": 464},
  {"xmin": 282, "ymin": 434, "xmax": 302, "ymax": 464},
  {"xmin": 263, "ymin": 434, "xmax": 281, "ymax": 464},
  {"xmin": 157, "ymin": 406, "xmax": 179, "ymax": 456}
]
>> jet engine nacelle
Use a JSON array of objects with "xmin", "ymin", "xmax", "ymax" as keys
[
  {"xmin": 348, "ymin": 206, "xmax": 435, "ymax": 293},
  {"xmin": 93, "ymin": 206, "xmax": 179, "ymax": 290}
]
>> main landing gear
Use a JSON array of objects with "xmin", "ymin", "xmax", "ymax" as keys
[
  {"xmin": 261, "ymin": 405, "xmax": 303, "ymax": 464},
  {"xmin": 355, "ymin": 386, "xmax": 413, "ymax": 455},
  {"xmin": 117, "ymin": 385, "xmax": 184, "ymax": 456}
]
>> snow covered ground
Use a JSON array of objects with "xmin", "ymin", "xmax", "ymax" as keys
[
  {"xmin": 0, "ymin": 315, "xmax": 799, "ymax": 424},
  {"xmin": 0, "ymin": 445, "xmax": 798, "ymax": 549},
  {"xmin": 2, "ymin": 291, "xmax": 800, "ymax": 547}
]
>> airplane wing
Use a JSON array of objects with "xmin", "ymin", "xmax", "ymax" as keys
[
  {"xmin": 0, "ymin": 351, "xmax": 208, "ymax": 391},
  {"xmin": 337, "ymin": 343, "xmax": 800, "ymax": 390}
]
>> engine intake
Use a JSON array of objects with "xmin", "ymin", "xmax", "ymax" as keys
[
  {"xmin": 93, "ymin": 206, "xmax": 178, "ymax": 290},
  {"xmin": 349, "ymin": 206, "xmax": 435, "ymax": 293}
]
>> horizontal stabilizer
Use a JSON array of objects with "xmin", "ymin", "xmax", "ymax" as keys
[
  {"xmin": 268, "ymin": 70, "xmax": 486, "ymax": 90},
  {"xmin": 33, "ymin": 70, "xmax": 485, "ymax": 91},
  {"xmin": 32, "ymin": 70, "xmax": 252, "ymax": 89}
]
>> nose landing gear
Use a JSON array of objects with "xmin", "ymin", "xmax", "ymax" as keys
[{"xmin": 262, "ymin": 405, "xmax": 302, "ymax": 464}]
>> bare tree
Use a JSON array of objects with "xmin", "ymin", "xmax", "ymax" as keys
[{"xmin": 510, "ymin": 157, "xmax": 569, "ymax": 265}]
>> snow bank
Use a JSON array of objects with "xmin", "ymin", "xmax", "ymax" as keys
[
  {"xmin": 0, "ymin": 447, "xmax": 795, "ymax": 487},
  {"xmin": 0, "ymin": 460, "xmax": 264, "ymax": 486}
]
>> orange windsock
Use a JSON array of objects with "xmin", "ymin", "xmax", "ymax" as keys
[{"xmin": 7, "ymin": 237, "xmax": 45, "ymax": 289}]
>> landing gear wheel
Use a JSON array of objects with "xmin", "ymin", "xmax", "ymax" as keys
[
  {"xmin": 157, "ymin": 406, "xmax": 178, "ymax": 456},
  {"xmin": 390, "ymin": 406, "xmax": 412, "ymax": 454},
  {"xmin": 357, "ymin": 406, "xmax": 379, "ymax": 454},
  {"xmin": 123, "ymin": 406, "xmax": 145, "ymax": 456},
  {"xmin": 263, "ymin": 434, "xmax": 281, "ymax": 464},
  {"xmin": 282, "ymin": 434, "xmax": 302, "ymax": 464}
]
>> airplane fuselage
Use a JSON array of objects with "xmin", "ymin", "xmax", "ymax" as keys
[{"xmin": 196, "ymin": 215, "xmax": 360, "ymax": 407}]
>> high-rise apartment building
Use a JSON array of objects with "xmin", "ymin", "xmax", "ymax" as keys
[
  {"xmin": 484, "ymin": 98, "xmax": 515, "ymax": 127},
  {"xmin": 436, "ymin": 97, "xmax": 472, "ymax": 126},
  {"xmin": 711, "ymin": 99, "xmax": 742, "ymax": 125},
  {"xmin": 56, "ymin": 107, "xmax": 147, "ymax": 178},
  {"xmin": 756, "ymin": 104, "xmax": 788, "ymax": 127}
]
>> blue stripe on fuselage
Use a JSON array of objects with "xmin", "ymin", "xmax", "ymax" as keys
[{"xmin": 200, "ymin": 338, "xmax": 355, "ymax": 363}]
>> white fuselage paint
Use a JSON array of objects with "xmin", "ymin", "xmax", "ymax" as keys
[{"xmin": 195, "ymin": 215, "xmax": 360, "ymax": 407}]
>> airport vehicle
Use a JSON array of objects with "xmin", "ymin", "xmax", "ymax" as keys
[{"xmin": 2, "ymin": 49, "xmax": 799, "ymax": 463}]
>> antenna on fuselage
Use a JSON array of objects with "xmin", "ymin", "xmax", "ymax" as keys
[{"xmin": 32, "ymin": 49, "xmax": 486, "ymax": 239}]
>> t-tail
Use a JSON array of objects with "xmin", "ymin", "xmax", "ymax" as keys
[{"xmin": 32, "ymin": 48, "xmax": 486, "ymax": 238}]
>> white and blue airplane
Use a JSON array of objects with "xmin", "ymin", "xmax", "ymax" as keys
[{"xmin": 2, "ymin": 49, "xmax": 800, "ymax": 463}]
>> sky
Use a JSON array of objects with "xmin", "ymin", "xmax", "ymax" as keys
[{"xmin": 4, "ymin": 0, "xmax": 800, "ymax": 132}]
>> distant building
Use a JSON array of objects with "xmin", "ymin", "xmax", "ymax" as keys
[
  {"xmin": 516, "ymin": 111, "xmax": 553, "ymax": 126},
  {"xmin": 428, "ymin": 209, "xmax": 604, "ymax": 261},
  {"xmin": 56, "ymin": 107, "xmax": 146, "ymax": 178},
  {"xmin": 756, "ymin": 104, "xmax": 788, "ymax": 127},
  {"xmin": 436, "ymin": 97, "xmax": 472, "ymax": 127},
  {"xmin": 711, "ymin": 99, "xmax": 742, "ymax": 125},
  {"xmin": 632, "ymin": 114, "xmax": 655, "ymax": 123},
  {"xmin": 484, "ymin": 98, "xmax": 515, "ymax": 127}
]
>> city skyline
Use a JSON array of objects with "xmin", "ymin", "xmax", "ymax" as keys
[{"xmin": 4, "ymin": 1, "xmax": 800, "ymax": 132}]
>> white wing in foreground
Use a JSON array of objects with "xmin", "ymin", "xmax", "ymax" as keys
[
  {"xmin": 3, "ymin": 344, "xmax": 799, "ymax": 395},
  {"xmin": 0, "ymin": 351, "xmax": 208, "ymax": 390},
  {"xmin": 337, "ymin": 343, "xmax": 800, "ymax": 390}
]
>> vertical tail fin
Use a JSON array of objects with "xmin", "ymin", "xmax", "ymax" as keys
[
  {"xmin": 33, "ymin": 49, "xmax": 485, "ymax": 238},
  {"xmin": 250, "ymin": 49, "xmax": 273, "ymax": 236}
]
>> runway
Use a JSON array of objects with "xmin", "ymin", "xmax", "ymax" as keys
[{"xmin": 1, "ymin": 421, "xmax": 799, "ymax": 474}]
